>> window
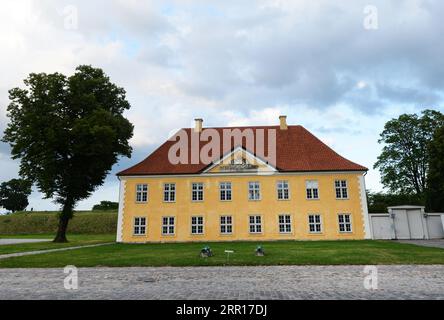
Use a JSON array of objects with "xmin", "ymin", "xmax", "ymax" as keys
[
  {"xmin": 162, "ymin": 216, "xmax": 175, "ymax": 235},
  {"xmin": 335, "ymin": 180, "xmax": 348, "ymax": 199},
  {"xmin": 306, "ymin": 180, "xmax": 319, "ymax": 199},
  {"xmin": 277, "ymin": 181, "xmax": 290, "ymax": 200},
  {"xmin": 220, "ymin": 182, "xmax": 232, "ymax": 201},
  {"xmin": 191, "ymin": 183, "xmax": 204, "ymax": 201},
  {"xmin": 308, "ymin": 214, "xmax": 322, "ymax": 233},
  {"xmin": 338, "ymin": 214, "xmax": 352, "ymax": 233},
  {"xmin": 278, "ymin": 215, "xmax": 292, "ymax": 233},
  {"xmin": 248, "ymin": 182, "xmax": 261, "ymax": 200},
  {"xmin": 136, "ymin": 184, "xmax": 148, "ymax": 202},
  {"xmin": 191, "ymin": 216, "xmax": 204, "ymax": 234},
  {"xmin": 133, "ymin": 217, "xmax": 146, "ymax": 235},
  {"xmin": 249, "ymin": 215, "xmax": 262, "ymax": 233},
  {"xmin": 164, "ymin": 183, "xmax": 176, "ymax": 202},
  {"xmin": 220, "ymin": 216, "xmax": 233, "ymax": 234}
]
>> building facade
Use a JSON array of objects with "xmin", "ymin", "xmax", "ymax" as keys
[{"xmin": 117, "ymin": 117, "xmax": 371, "ymax": 243}]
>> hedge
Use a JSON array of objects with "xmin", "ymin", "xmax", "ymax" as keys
[{"xmin": 0, "ymin": 211, "xmax": 117, "ymax": 234}]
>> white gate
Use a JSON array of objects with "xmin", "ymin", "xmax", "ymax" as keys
[{"xmin": 369, "ymin": 206, "xmax": 444, "ymax": 240}]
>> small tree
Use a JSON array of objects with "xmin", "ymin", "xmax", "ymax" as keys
[
  {"xmin": 374, "ymin": 110, "xmax": 444, "ymax": 196},
  {"xmin": 426, "ymin": 125, "xmax": 444, "ymax": 212},
  {"xmin": 2, "ymin": 65, "xmax": 134, "ymax": 242},
  {"xmin": 0, "ymin": 179, "xmax": 32, "ymax": 213},
  {"xmin": 92, "ymin": 201, "xmax": 118, "ymax": 211}
]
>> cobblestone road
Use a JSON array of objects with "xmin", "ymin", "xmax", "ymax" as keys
[{"xmin": 0, "ymin": 265, "xmax": 443, "ymax": 300}]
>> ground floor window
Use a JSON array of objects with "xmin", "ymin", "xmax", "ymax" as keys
[
  {"xmin": 133, "ymin": 217, "xmax": 146, "ymax": 235},
  {"xmin": 249, "ymin": 215, "xmax": 262, "ymax": 233},
  {"xmin": 162, "ymin": 216, "xmax": 175, "ymax": 235},
  {"xmin": 191, "ymin": 216, "xmax": 204, "ymax": 234},
  {"xmin": 278, "ymin": 215, "xmax": 292, "ymax": 233},
  {"xmin": 308, "ymin": 214, "xmax": 322, "ymax": 233},
  {"xmin": 338, "ymin": 214, "xmax": 352, "ymax": 233},
  {"xmin": 220, "ymin": 215, "xmax": 233, "ymax": 234}
]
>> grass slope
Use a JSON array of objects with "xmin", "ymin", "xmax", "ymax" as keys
[
  {"xmin": 0, "ymin": 240, "xmax": 443, "ymax": 268},
  {"xmin": 0, "ymin": 234, "xmax": 115, "ymax": 255},
  {"xmin": 0, "ymin": 211, "xmax": 117, "ymax": 234}
]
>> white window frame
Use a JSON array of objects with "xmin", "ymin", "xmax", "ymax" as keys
[
  {"xmin": 191, "ymin": 216, "xmax": 204, "ymax": 235},
  {"xmin": 219, "ymin": 182, "xmax": 232, "ymax": 201},
  {"xmin": 133, "ymin": 217, "xmax": 147, "ymax": 235},
  {"xmin": 162, "ymin": 216, "xmax": 175, "ymax": 235},
  {"xmin": 191, "ymin": 182, "xmax": 204, "ymax": 202},
  {"xmin": 248, "ymin": 182, "xmax": 261, "ymax": 201},
  {"xmin": 136, "ymin": 184, "xmax": 148, "ymax": 203},
  {"xmin": 338, "ymin": 214, "xmax": 353, "ymax": 233},
  {"xmin": 220, "ymin": 215, "xmax": 233, "ymax": 234},
  {"xmin": 308, "ymin": 214, "xmax": 322, "ymax": 233},
  {"xmin": 249, "ymin": 215, "xmax": 262, "ymax": 234},
  {"xmin": 335, "ymin": 180, "xmax": 348, "ymax": 199},
  {"xmin": 277, "ymin": 180, "xmax": 290, "ymax": 200},
  {"xmin": 163, "ymin": 183, "xmax": 176, "ymax": 202},
  {"xmin": 306, "ymin": 180, "xmax": 319, "ymax": 200},
  {"xmin": 278, "ymin": 215, "xmax": 292, "ymax": 234}
]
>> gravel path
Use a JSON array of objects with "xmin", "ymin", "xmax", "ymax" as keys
[{"xmin": 0, "ymin": 265, "xmax": 443, "ymax": 300}]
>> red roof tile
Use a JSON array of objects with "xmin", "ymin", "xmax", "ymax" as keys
[{"xmin": 117, "ymin": 125, "xmax": 367, "ymax": 176}]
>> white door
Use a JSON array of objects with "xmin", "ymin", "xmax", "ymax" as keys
[
  {"xmin": 393, "ymin": 210, "xmax": 410, "ymax": 239},
  {"xmin": 407, "ymin": 209, "xmax": 425, "ymax": 239},
  {"xmin": 427, "ymin": 215, "xmax": 444, "ymax": 239}
]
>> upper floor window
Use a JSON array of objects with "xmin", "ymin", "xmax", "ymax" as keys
[
  {"xmin": 162, "ymin": 216, "xmax": 175, "ymax": 235},
  {"xmin": 220, "ymin": 215, "xmax": 233, "ymax": 234},
  {"xmin": 277, "ymin": 180, "xmax": 290, "ymax": 200},
  {"xmin": 164, "ymin": 183, "xmax": 176, "ymax": 202},
  {"xmin": 191, "ymin": 216, "xmax": 204, "ymax": 234},
  {"xmin": 335, "ymin": 180, "xmax": 348, "ymax": 199},
  {"xmin": 306, "ymin": 180, "xmax": 319, "ymax": 199},
  {"xmin": 191, "ymin": 183, "xmax": 204, "ymax": 202},
  {"xmin": 278, "ymin": 215, "xmax": 292, "ymax": 233},
  {"xmin": 133, "ymin": 217, "xmax": 146, "ymax": 235},
  {"xmin": 249, "ymin": 215, "xmax": 262, "ymax": 233},
  {"xmin": 308, "ymin": 214, "xmax": 322, "ymax": 233},
  {"xmin": 136, "ymin": 184, "xmax": 148, "ymax": 202},
  {"xmin": 248, "ymin": 182, "xmax": 261, "ymax": 201},
  {"xmin": 338, "ymin": 214, "xmax": 352, "ymax": 233},
  {"xmin": 219, "ymin": 182, "xmax": 232, "ymax": 201}
]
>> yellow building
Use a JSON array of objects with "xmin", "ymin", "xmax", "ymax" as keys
[{"xmin": 117, "ymin": 116, "xmax": 371, "ymax": 243}]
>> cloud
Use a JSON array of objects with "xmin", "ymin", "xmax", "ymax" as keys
[{"xmin": 0, "ymin": 0, "xmax": 443, "ymax": 210}]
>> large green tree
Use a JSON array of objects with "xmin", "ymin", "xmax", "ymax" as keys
[
  {"xmin": 374, "ymin": 110, "xmax": 444, "ymax": 196},
  {"xmin": 0, "ymin": 178, "xmax": 32, "ymax": 213},
  {"xmin": 427, "ymin": 125, "xmax": 444, "ymax": 212},
  {"xmin": 2, "ymin": 65, "xmax": 134, "ymax": 242}
]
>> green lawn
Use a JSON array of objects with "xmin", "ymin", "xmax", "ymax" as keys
[
  {"xmin": 0, "ymin": 234, "xmax": 114, "ymax": 255},
  {"xmin": 0, "ymin": 240, "xmax": 443, "ymax": 268}
]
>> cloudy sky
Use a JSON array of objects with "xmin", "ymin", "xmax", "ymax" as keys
[{"xmin": 0, "ymin": 0, "xmax": 443, "ymax": 211}]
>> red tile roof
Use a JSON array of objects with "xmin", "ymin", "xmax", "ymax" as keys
[{"xmin": 117, "ymin": 125, "xmax": 367, "ymax": 176}]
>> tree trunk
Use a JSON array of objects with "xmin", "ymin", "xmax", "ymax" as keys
[{"xmin": 53, "ymin": 198, "xmax": 74, "ymax": 243}]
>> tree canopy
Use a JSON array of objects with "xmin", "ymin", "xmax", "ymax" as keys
[
  {"xmin": 0, "ymin": 179, "xmax": 32, "ymax": 213},
  {"xmin": 374, "ymin": 110, "xmax": 444, "ymax": 196},
  {"xmin": 426, "ymin": 124, "xmax": 444, "ymax": 212},
  {"xmin": 2, "ymin": 65, "xmax": 134, "ymax": 242}
]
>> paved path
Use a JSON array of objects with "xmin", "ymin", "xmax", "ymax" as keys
[
  {"xmin": 0, "ymin": 265, "xmax": 443, "ymax": 300},
  {"xmin": 0, "ymin": 243, "xmax": 113, "ymax": 260},
  {"xmin": 396, "ymin": 239, "xmax": 444, "ymax": 249},
  {"xmin": 0, "ymin": 239, "xmax": 51, "ymax": 245}
]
